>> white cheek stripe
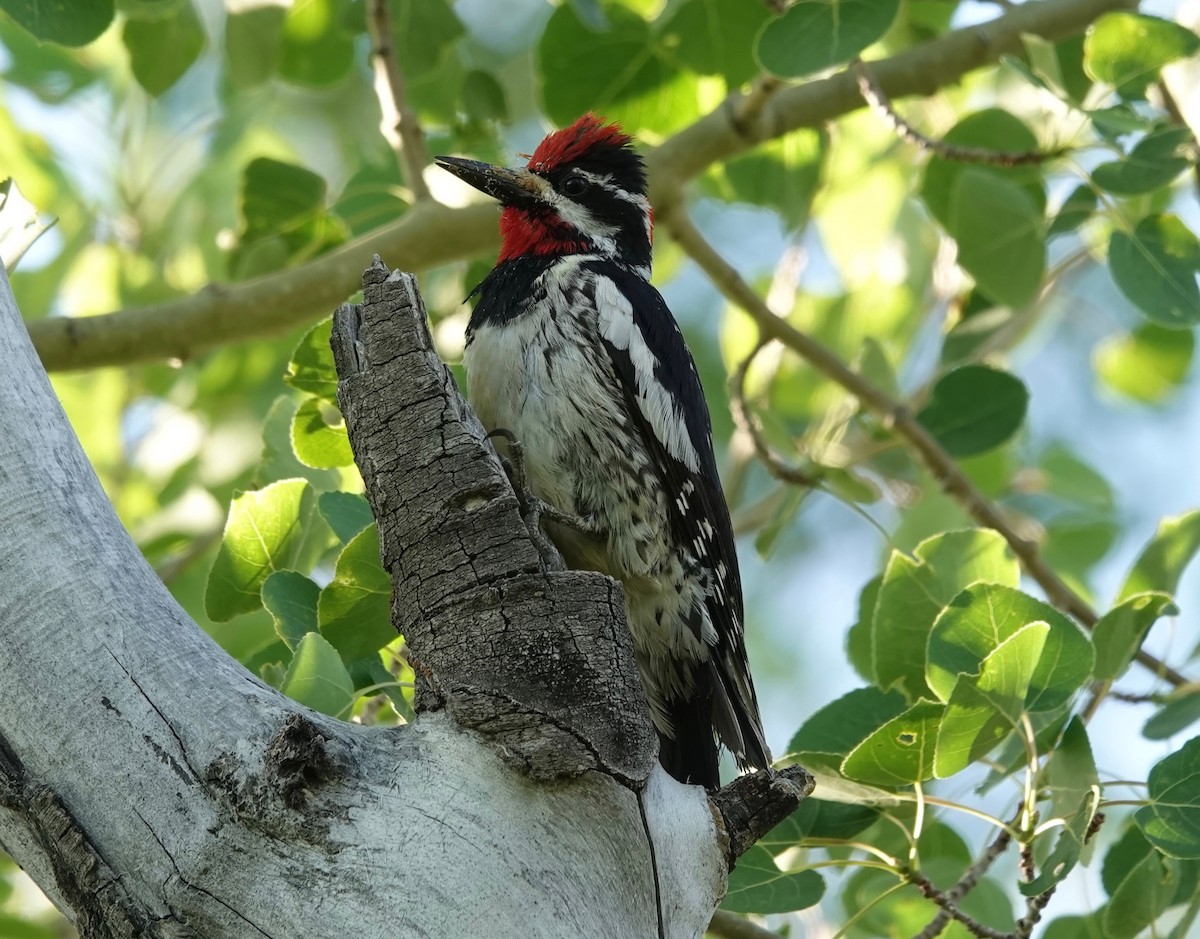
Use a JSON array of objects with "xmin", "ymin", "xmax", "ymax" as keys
[{"xmin": 595, "ymin": 276, "xmax": 701, "ymax": 473}]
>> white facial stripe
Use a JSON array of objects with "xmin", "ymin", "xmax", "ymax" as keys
[
  {"xmin": 595, "ymin": 275, "xmax": 701, "ymax": 473},
  {"xmin": 545, "ymin": 187, "xmax": 618, "ymax": 254}
]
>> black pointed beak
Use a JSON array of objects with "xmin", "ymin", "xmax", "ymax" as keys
[{"xmin": 434, "ymin": 156, "xmax": 545, "ymax": 208}]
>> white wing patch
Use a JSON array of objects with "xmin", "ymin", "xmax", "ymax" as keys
[{"xmin": 595, "ymin": 274, "xmax": 701, "ymax": 474}]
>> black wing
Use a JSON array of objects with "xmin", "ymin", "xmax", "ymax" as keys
[{"xmin": 585, "ymin": 260, "xmax": 770, "ymax": 773}]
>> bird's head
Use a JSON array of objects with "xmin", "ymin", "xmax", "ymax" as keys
[{"xmin": 436, "ymin": 114, "xmax": 651, "ymax": 274}]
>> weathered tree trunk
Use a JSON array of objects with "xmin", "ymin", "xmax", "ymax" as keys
[{"xmin": 0, "ymin": 260, "xmax": 809, "ymax": 939}]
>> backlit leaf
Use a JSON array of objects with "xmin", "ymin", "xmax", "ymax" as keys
[
  {"xmin": 926, "ymin": 583, "xmax": 1094, "ymax": 712},
  {"xmin": 319, "ymin": 525, "xmax": 394, "ymax": 662},
  {"xmin": 206, "ymin": 479, "xmax": 321, "ymax": 622},
  {"xmin": 1095, "ymin": 324, "xmax": 1195, "ymax": 404},
  {"xmin": 842, "ymin": 699, "xmax": 944, "ymax": 786},
  {"xmin": 1085, "ymin": 12, "xmax": 1200, "ymax": 98},
  {"xmin": 1093, "ymin": 592, "xmax": 1177, "ymax": 681},
  {"xmin": 281, "ymin": 632, "xmax": 355, "ymax": 717},
  {"xmin": 1119, "ymin": 510, "xmax": 1200, "ymax": 601},
  {"xmin": 871, "ymin": 529, "xmax": 1018, "ymax": 700},
  {"xmin": 934, "ymin": 623, "xmax": 1049, "ymax": 778}
]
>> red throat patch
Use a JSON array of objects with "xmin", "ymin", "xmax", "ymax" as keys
[
  {"xmin": 498, "ymin": 207, "xmax": 586, "ymax": 262},
  {"xmin": 527, "ymin": 113, "xmax": 631, "ymax": 173}
]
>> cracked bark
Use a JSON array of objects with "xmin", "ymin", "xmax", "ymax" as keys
[{"xmin": 0, "ymin": 261, "xmax": 810, "ymax": 938}]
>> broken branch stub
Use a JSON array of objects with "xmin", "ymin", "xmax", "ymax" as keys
[{"xmin": 331, "ymin": 258, "xmax": 659, "ymax": 783}]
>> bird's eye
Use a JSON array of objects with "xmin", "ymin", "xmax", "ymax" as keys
[{"xmin": 562, "ymin": 174, "xmax": 590, "ymax": 196}]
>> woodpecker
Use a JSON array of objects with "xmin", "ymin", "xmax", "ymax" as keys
[{"xmin": 435, "ymin": 115, "xmax": 771, "ymax": 788}]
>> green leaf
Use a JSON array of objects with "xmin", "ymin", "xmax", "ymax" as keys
[
  {"xmin": 285, "ymin": 317, "xmax": 338, "ymax": 401},
  {"xmin": 1022, "ymin": 717, "xmax": 1099, "ymax": 894},
  {"xmin": 239, "ymin": 157, "xmax": 327, "ymax": 241},
  {"xmin": 916, "ymin": 365, "xmax": 1029, "ymax": 458},
  {"xmin": 205, "ymin": 479, "xmax": 319, "ymax": 622},
  {"xmin": 256, "ymin": 396, "xmax": 342, "ymax": 490},
  {"xmin": 934, "ymin": 622, "xmax": 1049, "ymax": 778},
  {"xmin": 1136, "ymin": 735, "xmax": 1200, "ymax": 858},
  {"xmin": 787, "ymin": 686, "xmax": 908, "ymax": 775},
  {"xmin": 1144, "ymin": 693, "xmax": 1200, "ymax": 741},
  {"xmin": 291, "ymin": 397, "xmax": 353, "ymax": 469},
  {"xmin": 921, "ymin": 110, "xmax": 1045, "ymax": 228},
  {"xmin": 262, "ymin": 570, "xmax": 320, "ymax": 651},
  {"xmin": 319, "ymin": 525, "xmax": 394, "ymax": 662},
  {"xmin": 1093, "ymin": 592, "xmax": 1178, "ymax": 681},
  {"xmin": 659, "ymin": 0, "xmax": 771, "ymax": 86},
  {"xmin": 1039, "ymin": 442, "xmax": 1115, "ymax": 510},
  {"xmin": 0, "ymin": 0, "xmax": 113, "ymax": 45},
  {"xmin": 722, "ymin": 846, "xmax": 824, "ymax": 914},
  {"xmin": 1095, "ymin": 323, "xmax": 1195, "ymax": 404},
  {"xmin": 280, "ymin": 632, "xmax": 355, "ymax": 717},
  {"xmin": 278, "ymin": 0, "xmax": 354, "ymax": 88},
  {"xmin": 391, "ymin": 0, "xmax": 464, "ymax": 80},
  {"xmin": 841, "ymin": 699, "xmax": 944, "ymax": 786},
  {"xmin": 1110, "ymin": 214, "xmax": 1200, "ymax": 328},
  {"xmin": 1048, "ymin": 184, "xmax": 1098, "ymax": 237},
  {"xmin": 538, "ymin": 3, "xmax": 699, "ymax": 134},
  {"xmin": 845, "ymin": 575, "xmax": 880, "ymax": 684},
  {"xmin": 1085, "ymin": 12, "xmax": 1200, "ymax": 98},
  {"xmin": 752, "ymin": 488, "xmax": 807, "ymax": 560},
  {"xmin": 755, "ymin": 0, "xmax": 900, "ymax": 79},
  {"xmin": 121, "ymin": 0, "xmax": 205, "ymax": 96},
  {"xmin": 318, "ymin": 491, "xmax": 374, "ymax": 544},
  {"xmin": 224, "ymin": 5, "xmax": 284, "ymax": 89},
  {"xmin": 1092, "ymin": 127, "xmax": 1194, "ymax": 195},
  {"xmin": 948, "ymin": 169, "xmax": 1046, "ymax": 308},
  {"xmin": 233, "ymin": 158, "xmax": 345, "ymax": 278},
  {"xmin": 871, "ymin": 529, "xmax": 1018, "ymax": 700},
  {"xmin": 1103, "ymin": 850, "xmax": 1178, "ymax": 936},
  {"xmin": 462, "ymin": 69, "xmax": 508, "ymax": 123},
  {"xmin": 1120, "ymin": 510, "xmax": 1200, "ymax": 602},
  {"xmin": 333, "ymin": 161, "xmax": 408, "ymax": 236},
  {"xmin": 926, "ymin": 583, "xmax": 1094, "ymax": 712},
  {"xmin": 1089, "ymin": 103, "xmax": 1158, "ymax": 137},
  {"xmin": 709, "ymin": 130, "xmax": 826, "ymax": 230},
  {"xmin": 760, "ymin": 798, "xmax": 879, "ymax": 846}
]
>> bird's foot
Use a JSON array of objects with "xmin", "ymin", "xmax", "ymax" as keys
[{"xmin": 486, "ymin": 429, "xmax": 600, "ymax": 572}]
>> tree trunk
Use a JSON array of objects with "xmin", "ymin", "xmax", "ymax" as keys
[{"xmin": 0, "ymin": 260, "xmax": 809, "ymax": 938}]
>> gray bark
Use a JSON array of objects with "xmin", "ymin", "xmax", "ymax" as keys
[{"xmin": 0, "ymin": 259, "xmax": 810, "ymax": 939}]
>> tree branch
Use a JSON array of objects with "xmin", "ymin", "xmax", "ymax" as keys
[
  {"xmin": 25, "ymin": 0, "xmax": 1135, "ymax": 373},
  {"xmin": 0, "ymin": 260, "xmax": 755, "ymax": 938},
  {"xmin": 658, "ymin": 207, "xmax": 1188, "ymax": 689},
  {"xmin": 365, "ymin": 0, "xmax": 432, "ymax": 200},
  {"xmin": 851, "ymin": 57, "xmax": 1054, "ymax": 165}
]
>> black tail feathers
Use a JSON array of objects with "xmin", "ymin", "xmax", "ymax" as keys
[{"xmin": 658, "ymin": 692, "xmax": 721, "ymax": 789}]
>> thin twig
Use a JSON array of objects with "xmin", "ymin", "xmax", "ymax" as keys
[
  {"xmin": 730, "ymin": 341, "xmax": 821, "ymax": 487},
  {"xmin": 907, "ymin": 870, "xmax": 1010, "ymax": 939},
  {"xmin": 659, "ymin": 206, "xmax": 1187, "ymax": 689},
  {"xmin": 707, "ymin": 909, "xmax": 783, "ymax": 939},
  {"xmin": 365, "ymin": 0, "xmax": 432, "ymax": 200},
  {"xmin": 913, "ymin": 827, "xmax": 1013, "ymax": 939},
  {"xmin": 852, "ymin": 58, "xmax": 1054, "ymax": 166}
]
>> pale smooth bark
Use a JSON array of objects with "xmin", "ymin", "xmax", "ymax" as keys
[{"xmin": 0, "ymin": 262, "xmax": 809, "ymax": 938}]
